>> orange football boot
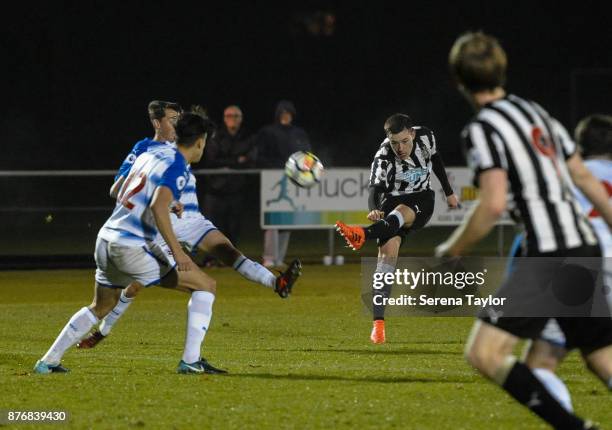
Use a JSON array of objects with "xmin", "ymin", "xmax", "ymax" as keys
[
  {"xmin": 335, "ymin": 221, "xmax": 366, "ymax": 251},
  {"xmin": 370, "ymin": 320, "xmax": 386, "ymax": 344}
]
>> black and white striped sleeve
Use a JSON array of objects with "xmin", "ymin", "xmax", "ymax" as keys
[
  {"xmin": 551, "ymin": 118, "xmax": 577, "ymax": 159},
  {"xmin": 423, "ymin": 127, "xmax": 437, "ymax": 155},
  {"xmin": 369, "ymin": 156, "xmax": 391, "ymax": 190},
  {"xmin": 461, "ymin": 121, "xmax": 508, "ymax": 175}
]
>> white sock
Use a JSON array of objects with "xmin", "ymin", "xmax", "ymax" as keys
[
  {"xmin": 182, "ymin": 291, "xmax": 215, "ymax": 364},
  {"xmin": 533, "ymin": 368, "xmax": 573, "ymax": 412},
  {"xmin": 388, "ymin": 209, "xmax": 405, "ymax": 228},
  {"xmin": 376, "ymin": 262, "xmax": 395, "ymax": 273},
  {"xmin": 99, "ymin": 289, "xmax": 134, "ymax": 336},
  {"xmin": 233, "ymin": 255, "xmax": 276, "ymax": 288},
  {"xmin": 41, "ymin": 307, "xmax": 98, "ymax": 365}
]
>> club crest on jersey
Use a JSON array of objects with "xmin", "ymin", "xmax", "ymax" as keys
[
  {"xmin": 176, "ymin": 176, "xmax": 187, "ymax": 190},
  {"xmin": 126, "ymin": 154, "xmax": 137, "ymax": 164}
]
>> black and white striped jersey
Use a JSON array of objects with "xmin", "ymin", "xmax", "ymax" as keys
[
  {"xmin": 462, "ymin": 94, "xmax": 598, "ymax": 254},
  {"xmin": 369, "ymin": 126, "xmax": 437, "ymax": 196}
]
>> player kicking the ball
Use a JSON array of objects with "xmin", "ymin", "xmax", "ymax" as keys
[
  {"xmin": 35, "ymin": 113, "xmax": 227, "ymax": 374},
  {"xmin": 335, "ymin": 114, "xmax": 459, "ymax": 344},
  {"xmin": 77, "ymin": 101, "xmax": 301, "ymax": 350}
]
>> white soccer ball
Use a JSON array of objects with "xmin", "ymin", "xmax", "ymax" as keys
[{"xmin": 285, "ymin": 151, "xmax": 324, "ymax": 188}]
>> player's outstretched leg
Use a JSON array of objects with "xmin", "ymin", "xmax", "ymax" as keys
[
  {"xmin": 34, "ymin": 283, "xmax": 119, "ymax": 374},
  {"xmin": 232, "ymin": 255, "xmax": 276, "ymax": 288},
  {"xmin": 198, "ymin": 230, "xmax": 302, "ymax": 298},
  {"xmin": 336, "ymin": 207, "xmax": 413, "ymax": 251},
  {"xmin": 77, "ymin": 282, "xmax": 143, "ymax": 349}
]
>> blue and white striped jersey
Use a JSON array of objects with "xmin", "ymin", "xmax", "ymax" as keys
[
  {"xmin": 177, "ymin": 171, "xmax": 201, "ymax": 219},
  {"xmin": 100, "ymin": 145, "xmax": 190, "ymax": 246},
  {"xmin": 116, "ymin": 138, "xmax": 202, "ymax": 219},
  {"xmin": 115, "ymin": 137, "xmax": 167, "ymax": 181}
]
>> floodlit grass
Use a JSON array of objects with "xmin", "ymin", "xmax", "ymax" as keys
[{"xmin": 0, "ymin": 266, "xmax": 608, "ymax": 429}]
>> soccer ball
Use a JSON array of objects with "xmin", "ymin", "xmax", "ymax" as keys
[{"xmin": 285, "ymin": 151, "xmax": 324, "ymax": 188}]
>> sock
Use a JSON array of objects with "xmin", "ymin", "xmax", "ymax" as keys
[
  {"xmin": 533, "ymin": 368, "xmax": 573, "ymax": 412},
  {"xmin": 99, "ymin": 289, "xmax": 134, "ymax": 336},
  {"xmin": 501, "ymin": 360, "xmax": 585, "ymax": 428},
  {"xmin": 608, "ymin": 376, "xmax": 612, "ymax": 391},
  {"xmin": 182, "ymin": 291, "xmax": 215, "ymax": 364},
  {"xmin": 364, "ymin": 210, "xmax": 404, "ymax": 240},
  {"xmin": 373, "ymin": 262, "xmax": 395, "ymax": 320},
  {"xmin": 233, "ymin": 255, "xmax": 276, "ymax": 288},
  {"xmin": 41, "ymin": 307, "xmax": 98, "ymax": 365}
]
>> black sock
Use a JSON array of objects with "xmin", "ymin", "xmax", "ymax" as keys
[
  {"xmin": 372, "ymin": 282, "xmax": 392, "ymax": 320},
  {"xmin": 364, "ymin": 213, "xmax": 401, "ymax": 240},
  {"xmin": 502, "ymin": 362, "xmax": 585, "ymax": 429}
]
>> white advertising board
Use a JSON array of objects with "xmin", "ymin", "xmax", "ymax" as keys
[{"xmin": 260, "ymin": 168, "xmax": 513, "ymax": 229}]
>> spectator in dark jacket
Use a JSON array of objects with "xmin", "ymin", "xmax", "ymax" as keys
[
  {"xmin": 256, "ymin": 100, "xmax": 311, "ymax": 167},
  {"xmin": 203, "ymin": 105, "xmax": 253, "ymax": 245},
  {"xmin": 255, "ymin": 100, "xmax": 311, "ymax": 267}
]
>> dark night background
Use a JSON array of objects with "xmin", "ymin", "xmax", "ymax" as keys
[
  {"xmin": 3, "ymin": 1, "xmax": 612, "ymax": 169},
  {"xmin": 1, "ymin": 0, "xmax": 611, "ymax": 262}
]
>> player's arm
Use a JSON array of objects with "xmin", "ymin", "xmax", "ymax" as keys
[
  {"xmin": 567, "ymin": 152, "xmax": 612, "ymax": 229},
  {"xmin": 367, "ymin": 153, "xmax": 390, "ymax": 221},
  {"xmin": 431, "ymin": 153, "xmax": 460, "ymax": 208},
  {"xmin": 150, "ymin": 186, "xmax": 195, "ymax": 271},
  {"xmin": 436, "ymin": 169, "xmax": 507, "ymax": 256},
  {"xmin": 367, "ymin": 187, "xmax": 385, "ymax": 221},
  {"xmin": 427, "ymin": 128, "xmax": 459, "ymax": 208}
]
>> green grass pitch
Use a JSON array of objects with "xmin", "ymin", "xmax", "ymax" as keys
[{"xmin": 0, "ymin": 265, "xmax": 608, "ymax": 429}]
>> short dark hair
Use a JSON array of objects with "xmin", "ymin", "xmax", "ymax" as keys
[
  {"xmin": 449, "ymin": 31, "xmax": 507, "ymax": 92},
  {"xmin": 384, "ymin": 113, "xmax": 414, "ymax": 135},
  {"xmin": 575, "ymin": 114, "xmax": 612, "ymax": 158},
  {"xmin": 148, "ymin": 100, "xmax": 183, "ymax": 120},
  {"xmin": 175, "ymin": 112, "xmax": 216, "ymax": 147}
]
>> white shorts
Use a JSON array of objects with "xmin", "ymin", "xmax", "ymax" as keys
[
  {"xmin": 158, "ymin": 214, "xmax": 218, "ymax": 254},
  {"xmin": 94, "ymin": 237, "xmax": 176, "ymax": 288}
]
